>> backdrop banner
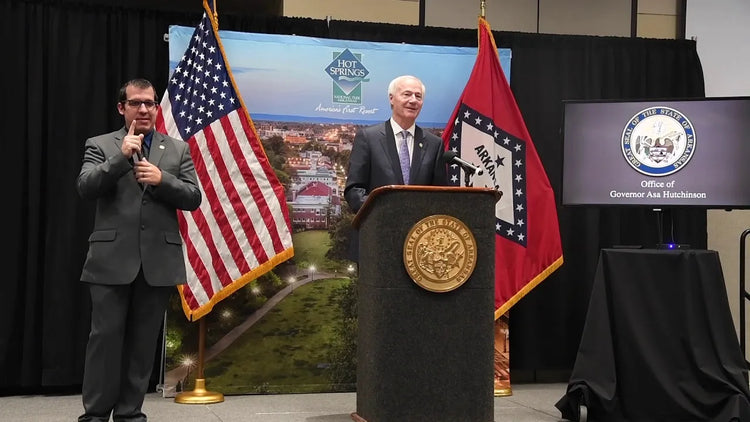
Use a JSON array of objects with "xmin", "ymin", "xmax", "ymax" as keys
[{"xmin": 163, "ymin": 25, "xmax": 511, "ymax": 396}]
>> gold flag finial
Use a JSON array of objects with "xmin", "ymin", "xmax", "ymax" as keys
[{"xmin": 480, "ymin": 0, "xmax": 486, "ymax": 18}]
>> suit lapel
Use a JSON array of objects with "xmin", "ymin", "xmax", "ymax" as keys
[
  {"xmin": 113, "ymin": 126, "xmax": 145, "ymax": 192},
  {"xmin": 113, "ymin": 127, "xmax": 127, "ymax": 151},
  {"xmin": 111, "ymin": 127, "xmax": 165, "ymax": 166},
  {"xmin": 378, "ymin": 121, "xmax": 406, "ymax": 184},
  {"xmin": 148, "ymin": 132, "xmax": 167, "ymax": 166}
]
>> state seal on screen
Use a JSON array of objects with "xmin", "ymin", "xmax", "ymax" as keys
[
  {"xmin": 621, "ymin": 106, "xmax": 696, "ymax": 177},
  {"xmin": 403, "ymin": 215, "xmax": 477, "ymax": 293}
]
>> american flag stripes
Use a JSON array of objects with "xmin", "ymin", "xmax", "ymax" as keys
[{"xmin": 156, "ymin": 1, "xmax": 294, "ymax": 321}]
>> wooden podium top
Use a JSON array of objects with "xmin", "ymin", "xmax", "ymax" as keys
[{"xmin": 351, "ymin": 185, "xmax": 500, "ymax": 229}]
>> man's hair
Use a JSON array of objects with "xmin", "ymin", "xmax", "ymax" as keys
[
  {"xmin": 387, "ymin": 75, "xmax": 426, "ymax": 97},
  {"xmin": 118, "ymin": 78, "xmax": 159, "ymax": 102}
]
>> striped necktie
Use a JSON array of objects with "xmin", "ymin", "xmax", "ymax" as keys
[{"xmin": 398, "ymin": 130, "xmax": 410, "ymax": 184}]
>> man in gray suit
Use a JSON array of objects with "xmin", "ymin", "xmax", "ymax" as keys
[
  {"xmin": 344, "ymin": 75, "xmax": 446, "ymax": 213},
  {"xmin": 77, "ymin": 78, "xmax": 201, "ymax": 422}
]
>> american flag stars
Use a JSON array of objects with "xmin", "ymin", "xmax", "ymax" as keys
[{"xmin": 166, "ymin": 21, "xmax": 236, "ymax": 139}]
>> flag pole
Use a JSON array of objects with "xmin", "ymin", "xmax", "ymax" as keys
[
  {"xmin": 208, "ymin": 0, "xmax": 219, "ymax": 27},
  {"xmin": 477, "ymin": 0, "xmax": 513, "ymax": 399},
  {"xmin": 174, "ymin": 317, "xmax": 225, "ymax": 404}
]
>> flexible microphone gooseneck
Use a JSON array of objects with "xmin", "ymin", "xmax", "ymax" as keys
[{"xmin": 442, "ymin": 150, "xmax": 482, "ymax": 175}]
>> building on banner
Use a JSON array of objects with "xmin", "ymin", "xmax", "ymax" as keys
[{"xmin": 161, "ymin": 12, "xmax": 514, "ymax": 395}]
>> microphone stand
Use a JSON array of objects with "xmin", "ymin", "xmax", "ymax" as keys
[{"xmin": 463, "ymin": 168, "xmax": 476, "ymax": 187}]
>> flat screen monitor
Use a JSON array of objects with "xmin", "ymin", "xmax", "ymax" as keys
[{"xmin": 561, "ymin": 97, "xmax": 750, "ymax": 208}]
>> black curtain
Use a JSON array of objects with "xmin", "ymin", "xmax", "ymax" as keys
[
  {"xmin": 495, "ymin": 33, "xmax": 706, "ymax": 381},
  {"xmin": 2, "ymin": 0, "xmax": 705, "ymax": 391}
]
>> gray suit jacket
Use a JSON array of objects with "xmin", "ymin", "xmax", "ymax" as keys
[
  {"xmin": 344, "ymin": 120, "xmax": 447, "ymax": 213},
  {"xmin": 77, "ymin": 127, "xmax": 201, "ymax": 286}
]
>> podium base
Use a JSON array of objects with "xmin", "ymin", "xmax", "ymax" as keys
[{"xmin": 174, "ymin": 379, "xmax": 224, "ymax": 404}]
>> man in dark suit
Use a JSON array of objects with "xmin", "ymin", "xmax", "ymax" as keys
[
  {"xmin": 76, "ymin": 78, "xmax": 201, "ymax": 422},
  {"xmin": 344, "ymin": 75, "xmax": 447, "ymax": 213}
]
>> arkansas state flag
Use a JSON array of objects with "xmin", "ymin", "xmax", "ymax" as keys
[{"xmin": 442, "ymin": 17, "xmax": 563, "ymax": 319}]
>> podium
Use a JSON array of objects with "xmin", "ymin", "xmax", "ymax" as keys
[{"xmin": 351, "ymin": 186, "xmax": 497, "ymax": 422}]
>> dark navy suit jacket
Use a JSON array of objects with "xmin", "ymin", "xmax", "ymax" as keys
[
  {"xmin": 344, "ymin": 120, "xmax": 447, "ymax": 213},
  {"xmin": 344, "ymin": 120, "xmax": 447, "ymax": 262}
]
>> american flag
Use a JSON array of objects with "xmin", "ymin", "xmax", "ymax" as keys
[{"xmin": 156, "ymin": 2, "xmax": 294, "ymax": 321}]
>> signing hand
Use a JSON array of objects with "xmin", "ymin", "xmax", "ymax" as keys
[
  {"xmin": 121, "ymin": 120, "xmax": 143, "ymax": 159},
  {"xmin": 134, "ymin": 158, "xmax": 162, "ymax": 186}
]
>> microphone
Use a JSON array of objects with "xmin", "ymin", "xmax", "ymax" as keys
[
  {"xmin": 442, "ymin": 150, "xmax": 483, "ymax": 175},
  {"xmin": 135, "ymin": 136, "xmax": 144, "ymax": 162}
]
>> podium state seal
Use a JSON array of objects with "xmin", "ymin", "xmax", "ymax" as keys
[{"xmin": 403, "ymin": 214, "xmax": 477, "ymax": 292}]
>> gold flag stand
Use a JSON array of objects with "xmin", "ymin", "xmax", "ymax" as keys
[{"xmin": 175, "ymin": 317, "xmax": 224, "ymax": 404}]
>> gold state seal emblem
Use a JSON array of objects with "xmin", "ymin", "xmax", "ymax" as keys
[{"xmin": 403, "ymin": 214, "xmax": 477, "ymax": 292}]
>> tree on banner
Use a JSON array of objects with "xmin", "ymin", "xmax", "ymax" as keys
[
  {"xmin": 442, "ymin": 17, "xmax": 563, "ymax": 319},
  {"xmin": 156, "ymin": 0, "xmax": 294, "ymax": 321}
]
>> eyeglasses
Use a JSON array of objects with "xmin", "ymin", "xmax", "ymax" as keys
[{"xmin": 122, "ymin": 100, "xmax": 158, "ymax": 110}]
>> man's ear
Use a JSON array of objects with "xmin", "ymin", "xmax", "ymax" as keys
[{"xmin": 117, "ymin": 102, "xmax": 125, "ymax": 116}]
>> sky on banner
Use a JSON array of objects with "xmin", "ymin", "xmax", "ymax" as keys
[{"xmin": 167, "ymin": 26, "xmax": 511, "ymax": 128}]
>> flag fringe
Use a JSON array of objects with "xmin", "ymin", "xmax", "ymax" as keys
[
  {"xmin": 179, "ymin": 246, "xmax": 295, "ymax": 321},
  {"xmin": 479, "ymin": 17, "xmax": 500, "ymax": 61},
  {"xmin": 494, "ymin": 255, "xmax": 564, "ymax": 319},
  {"xmin": 204, "ymin": 0, "xmax": 218, "ymax": 28}
]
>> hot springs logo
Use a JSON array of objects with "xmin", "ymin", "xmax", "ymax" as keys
[
  {"xmin": 621, "ymin": 106, "xmax": 696, "ymax": 176},
  {"xmin": 325, "ymin": 49, "xmax": 369, "ymax": 104}
]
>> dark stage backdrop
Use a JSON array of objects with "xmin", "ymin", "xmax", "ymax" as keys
[{"xmin": 2, "ymin": 0, "xmax": 705, "ymax": 391}]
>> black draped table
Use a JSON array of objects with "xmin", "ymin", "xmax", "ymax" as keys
[{"xmin": 556, "ymin": 249, "xmax": 750, "ymax": 421}]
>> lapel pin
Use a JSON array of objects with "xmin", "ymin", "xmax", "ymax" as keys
[
  {"xmin": 159, "ymin": 145, "xmax": 165, "ymax": 150},
  {"xmin": 419, "ymin": 142, "xmax": 423, "ymax": 148}
]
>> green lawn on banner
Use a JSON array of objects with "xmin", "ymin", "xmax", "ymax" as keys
[
  {"xmin": 291, "ymin": 230, "xmax": 345, "ymax": 272},
  {"xmin": 202, "ymin": 276, "xmax": 352, "ymax": 394}
]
